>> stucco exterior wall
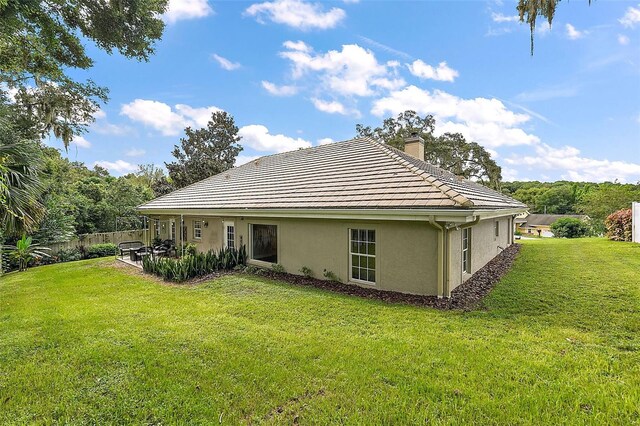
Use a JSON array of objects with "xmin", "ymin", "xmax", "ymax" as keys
[
  {"xmin": 449, "ymin": 216, "xmax": 512, "ymax": 292},
  {"xmin": 148, "ymin": 213, "xmax": 514, "ymax": 297}
]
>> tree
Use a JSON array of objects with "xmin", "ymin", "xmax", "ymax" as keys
[
  {"xmin": 356, "ymin": 110, "xmax": 502, "ymax": 189},
  {"xmin": 550, "ymin": 218, "xmax": 589, "ymax": 238},
  {"xmin": 577, "ymin": 184, "xmax": 640, "ymax": 233},
  {"xmin": 517, "ymin": 0, "xmax": 593, "ymax": 55},
  {"xmin": 1, "ymin": 0, "xmax": 167, "ymax": 148},
  {"xmin": 166, "ymin": 111, "xmax": 243, "ymax": 189},
  {"xmin": 0, "ymin": 110, "xmax": 45, "ymax": 236},
  {"xmin": 605, "ymin": 209, "xmax": 632, "ymax": 242},
  {"xmin": 3, "ymin": 235, "xmax": 50, "ymax": 271}
]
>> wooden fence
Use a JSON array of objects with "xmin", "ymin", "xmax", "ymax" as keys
[{"xmin": 48, "ymin": 230, "xmax": 147, "ymax": 253}]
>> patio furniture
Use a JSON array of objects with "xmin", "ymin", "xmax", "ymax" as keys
[
  {"xmin": 133, "ymin": 246, "xmax": 154, "ymax": 262},
  {"xmin": 119, "ymin": 241, "xmax": 144, "ymax": 258}
]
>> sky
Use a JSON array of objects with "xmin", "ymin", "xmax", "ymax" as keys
[{"xmin": 57, "ymin": 0, "xmax": 640, "ymax": 183}]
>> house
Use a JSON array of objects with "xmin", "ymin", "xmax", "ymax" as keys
[
  {"xmin": 137, "ymin": 136, "xmax": 527, "ymax": 297},
  {"xmin": 516, "ymin": 213, "xmax": 589, "ymax": 237}
]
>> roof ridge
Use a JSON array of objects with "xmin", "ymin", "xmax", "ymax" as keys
[{"xmin": 365, "ymin": 137, "xmax": 474, "ymax": 208}]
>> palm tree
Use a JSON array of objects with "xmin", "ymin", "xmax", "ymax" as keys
[
  {"xmin": 3, "ymin": 235, "xmax": 50, "ymax": 271},
  {"xmin": 0, "ymin": 110, "xmax": 45, "ymax": 274}
]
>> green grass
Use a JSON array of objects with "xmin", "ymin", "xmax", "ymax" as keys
[{"xmin": 0, "ymin": 239, "xmax": 639, "ymax": 424}]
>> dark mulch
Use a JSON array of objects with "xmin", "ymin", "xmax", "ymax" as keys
[{"xmin": 247, "ymin": 243, "xmax": 522, "ymax": 310}]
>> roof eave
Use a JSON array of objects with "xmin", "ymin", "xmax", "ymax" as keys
[{"xmin": 136, "ymin": 206, "xmax": 528, "ymax": 222}]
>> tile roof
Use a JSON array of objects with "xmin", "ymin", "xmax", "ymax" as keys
[
  {"xmin": 520, "ymin": 214, "xmax": 589, "ymax": 226},
  {"xmin": 139, "ymin": 137, "xmax": 526, "ymax": 211}
]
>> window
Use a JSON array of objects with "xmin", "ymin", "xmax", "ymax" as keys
[
  {"xmin": 350, "ymin": 229, "xmax": 376, "ymax": 284},
  {"xmin": 494, "ymin": 220, "xmax": 500, "ymax": 237},
  {"xmin": 251, "ymin": 224, "xmax": 277, "ymax": 263},
  {"xmin": 226, "ymin": 225, "xmax": 235, "ymax": 249},
  {"xmin": 194, "ymin": 220, "xmax": 202, "ymax": 239},
  {"xmin": 462, "ymin": 228, "xmax": 471, "ymax": 274}
]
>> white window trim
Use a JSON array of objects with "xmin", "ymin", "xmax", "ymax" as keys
[
  {"xmin": 348, "ymin": 228, "xmax": 377, "ymax": 286},
  {"xmin": 193, "ymin": 220, "xmax": 202, "ymax": 240},
  {"xmin": 223, "ymin": 221, "xmax": 235, "ymax": 249},
  {"xmin": 495, "ymin": 220, "xmax": 500, "ymax": 239}
]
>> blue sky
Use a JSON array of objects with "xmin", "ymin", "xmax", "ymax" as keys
[{"xmin": 58, "ymin": 0, "xmax": 640, "ymax": 183}]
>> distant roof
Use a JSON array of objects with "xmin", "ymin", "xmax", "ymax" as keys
[
  {"xmin": 139, "ymin": 137, "xmax": 526, "ymax": 211},
  {"xmin": 521, "ymin": 214, "xmax": 589, "ymax": 226}
]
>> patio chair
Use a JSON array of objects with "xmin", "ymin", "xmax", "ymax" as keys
[{"xmin": 119, "ymin": 241, "xmax": 144, "ymax": 258}]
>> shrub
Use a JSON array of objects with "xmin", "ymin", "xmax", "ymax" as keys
[
  {"xmin": 56, "ymin": 248, "xmax": 82, "ymax": 262},
  {"xmin": 86, "ymin": 243, "xmax": 118, "ymax": 258},
  {"xmin": 271, "ymin": 263, "xmax": 286, "ymax": 274},
  {"xmin": 299, "ymin": 266, "xmax": 314, "ymax": 278},
  {"xmin": 143, "ymin": 245, "xmax": 247, "ymax": 282},
  {"xmin": 184, "ymin": 243, "xmax": 198, "ymax": 257},
  {"xmin": 605, "ymin": 208, "xmax": 632, "ymax": 242},
  {"xmin": 550, "ymin": 218, "xmax": 590, "ymax": 238},
  {"xmin": 323, "ymin": 269, "xmax": 339, "ymax": 282}
]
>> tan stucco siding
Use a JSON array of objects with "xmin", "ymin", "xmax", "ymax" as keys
[
  {"xmin": 449, "ymin": 216, "xmax": 512, "ymax": 292},
  {"xmin": 236, "ymin": 217, "xmax": 440, "ymax": 295}
]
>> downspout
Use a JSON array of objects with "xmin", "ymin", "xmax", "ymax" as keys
[
  {"xmin": 445, "ymin": 216, "xmax": 481, "ymax": 297},
  {"xmin": 428, "ymin": 217, "xmax": 445, "ymax": 298},
  {"xmin": 430, "ymin": 215, "xmax": 480, "ymax": 298}
]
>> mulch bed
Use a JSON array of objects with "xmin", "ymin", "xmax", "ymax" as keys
[{"xmin": 247, "ymin": 243, "xmax": 522, "ymax": 310}]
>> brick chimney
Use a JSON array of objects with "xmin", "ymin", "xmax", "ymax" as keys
[{"xmin": 403, "ymin": 133, "xmax": 424, "ymax": 160}]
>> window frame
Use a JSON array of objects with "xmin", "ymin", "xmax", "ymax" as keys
[
  {"xmin": 462, "ymin": 227, "xmax": 471, "ymax": 274},
  {"xmin": 494, "ymin": 220, "xmax": 500, "ymax": 238},
  {"xmin": 225, "ymin": 222, "xmax": 235, "ymax": 250},
  {"xmin": 193, "ymin": 220, "xmax": 202, "ymax": 240},
  {"xmin": 249, "ymin": 223, "xmax": 279, "ymax": 265},
  {"xmin": 349, "ymin": 228, "xmax": 377, "ymax": 285}
]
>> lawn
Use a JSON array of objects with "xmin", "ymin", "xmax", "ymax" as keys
[{"xmin": 0, "ymin": 239, "xmax": 638, "ymax": 424}]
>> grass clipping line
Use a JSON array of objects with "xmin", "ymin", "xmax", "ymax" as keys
[{"xmin": 245, "ymin": 244, "xmax": 521, "ymax": 310}]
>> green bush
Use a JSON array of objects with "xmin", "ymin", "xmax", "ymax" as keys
[
  {"xmin": 143, "ymin": 245, "xmax": 247, "ymax": 282},
  {"xmin": 299, "ymin": 266, "xmax": 314, "ymax": 278},
  {"xmin": 56, "ymin": 248, "xmax": 82, "ymax": 262},
  {"xmin": 271, "ymin": 263, "xmax": 286, "ymax": 273},
  {"xmin": 184, "ymin": 243, "xmax": 198, "ymax": 257},
  {"xmin": 323, "ymin": 269, "xmax": 339, "ymax": 282},
  {"xmin": 550, "ymin": 218, "xmax": 589, "ymax": 238},
  {"xmin": 86, "ymin": 243, "xmax": 118, "ymax": 258}
]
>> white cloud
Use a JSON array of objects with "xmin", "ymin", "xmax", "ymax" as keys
[
  {"xmin": 620, "ymin": 4, "xmax": 640, "ymax": 28},
  {"xmin": 515, "ymin": 85, "xmax": 579, "ymax": 102},
  {"xmin": 235, "ymin": 155, "xmax": 261, "ymax": 166},
  {"xmin": 120, "ymin": 99, "xmax": 221, "ymax": 136},
  {"xmin": 212, "ymin": 54, "xmax": 241, "ymax": 71},
  {"xmin": 311, "ymin": 98, "xmax": 349, "ymax": 115},
  {"xmin": 125, "ymin": 148, "xmax": 146, "ymax": 157},
  {"xmin": 93, "ymin": 109, "xmax": 106, "ymax": 119},
  {"xmin": 280, "ymin": 42, "xmax": 404, "ymax": 97},
  {"xmin": 245, "ymin": 0, "xmax": 345, "ymax": 30},
  {"xmin": 164, "ymin": 0, "xmax": 213, "ymax": 23},
  {"xmin": 283, "ymin": 40, "xmax": 311, "ymax": 52},
  {"xmin": 537, "ymin": 21, "xmax": 552, "ymax": 35},
  {"xmin": 407, "ymin": 60, "xmax": 459, "ymax": 82},
  {"xmin": 371, "ymin": 85, "xmax": 538, "ymax": 148},
  {"xmin": 90, "ymin": 109, "xmax": 132, "ymax": 135},
  {"xmin": 357, "ymin": 36, "xmax": 412, "ymax": 59},
  {"xmin": 239, "ymin": 124, "xmax": 312, "ymax": 152},
  {"xmin": 261, "ymin": 81, "xmax": 299, "ymax": 96},
  {"xmin": 491, "ymin": 12, "xmax": 519, "ymax": 23},
  {"xmin": 317, "ymin": 137, "xmax": 335, "ymax": 145},
  {"xmin": 565, "ymin": 24, "xmax": 586, "ymax": 40},
  {"xmin": 94, "ymin": 160, "xmax": 138, "ymax": 175},
  {"xmin": 505, "ymin": 143, "xmax": 640, "ymax": 183},
  {"xmin": 618, "ymin": 34, "xmax": 630, "ymax": 45},
  {"xmin": 70, "ymin": 136, "xmax": 91, "ymax": 148}
]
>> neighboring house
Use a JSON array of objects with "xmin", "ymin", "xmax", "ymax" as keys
[
  {"xmin": 516, "ymin": 213, "xmax": 589, "ymax": 237},
  {"xmin": 138, "ymin": 136, "xmax": 527, "ymax": 297}
]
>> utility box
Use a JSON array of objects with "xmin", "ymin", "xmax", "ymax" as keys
[{"xmin": 633, "ymin": 202, "xmax": 640, "ymax": 243}]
